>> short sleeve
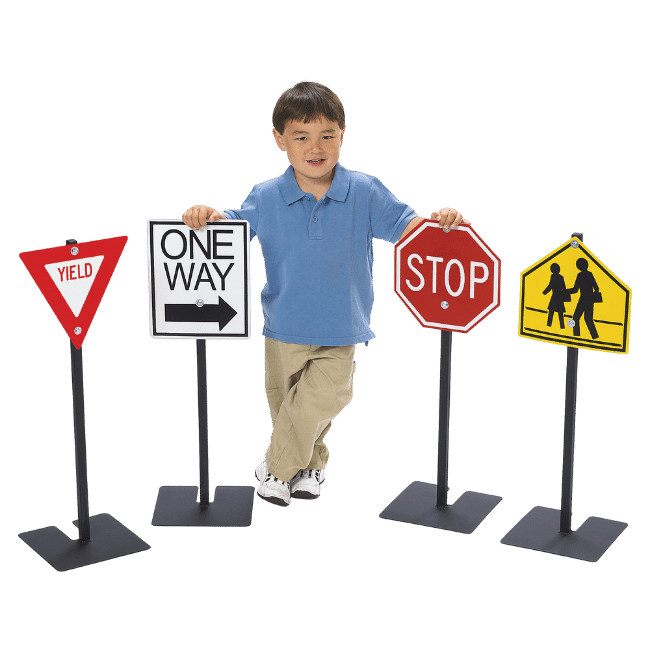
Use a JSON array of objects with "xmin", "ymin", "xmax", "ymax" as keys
[
  {"xmin": 368, "ymin": 178, "xmax": 417, "ymax": 244},
  {"xmin": 223, "ymin": 185, "xmax": 259, "ymax": 240}
]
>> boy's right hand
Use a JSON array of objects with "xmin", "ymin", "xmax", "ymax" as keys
[{"xmin": 182, "ymin": 205, "xmax": 225, "ymax": 230}]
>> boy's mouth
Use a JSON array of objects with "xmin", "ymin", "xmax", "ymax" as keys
[{"xmin": 307, "ymin": 159, "xmax": 326, "ymax": 166}]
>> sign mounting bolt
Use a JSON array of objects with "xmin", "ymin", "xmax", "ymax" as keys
[
  {"xmin": 196, "ymin": 299, "xmax": 204, "ymax": 308},
  {"xmin": 567, "ymin": 319, "xmax": 576, "ymax": 328},
  {"xmin": 71, "ymin": 247, "xmax": 79, "ymax": 255},
  {"xmin": 74, "ymin": 327, "xmax": 82, "ymax": 335},
  {"xmin": 441, "ymin": 301, "xmax": 449, "ymax": 309},
  {"xmin": 571, "ymin": 240, "xmax": 579, "ymax": 249}
]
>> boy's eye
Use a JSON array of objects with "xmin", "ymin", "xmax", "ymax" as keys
[{"xmin": 294, "ymin": 135, "xmax": 335, "ymax": 141}]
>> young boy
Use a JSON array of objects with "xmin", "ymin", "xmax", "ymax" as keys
[{"xmin": 183, "ymin": 81, "xmax": 468, "ymax": 507}]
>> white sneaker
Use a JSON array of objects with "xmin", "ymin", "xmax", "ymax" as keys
[
  {"xmin": 255, "ymin": 460, "xmax": 290, "ymax": 507},
  {"xmin": 290, "ymin": 468, "xmax": 325, "ymax": 500}
]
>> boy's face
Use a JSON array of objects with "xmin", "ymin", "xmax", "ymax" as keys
[{"xmin": 273, "ymin": 116, "xmax": 345, "ymax": 189}]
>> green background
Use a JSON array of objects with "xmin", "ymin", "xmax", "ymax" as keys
[{"xmin": 0, "ymin": 1, "xmax": 649, "ymax": 648}]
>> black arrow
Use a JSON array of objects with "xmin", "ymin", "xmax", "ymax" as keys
[{"xmin": 165, "ymin": 297, "xmax": 237, "ymax": 331}]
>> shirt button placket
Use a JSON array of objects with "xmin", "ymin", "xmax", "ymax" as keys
[{"xmin": 309, "ymin": 203, "xmax": 323, "ymax": 240}]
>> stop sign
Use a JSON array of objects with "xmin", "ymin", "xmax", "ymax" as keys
[{"xmin": 395, "ymin": 221, "xmax": 500, "ymax": 332}]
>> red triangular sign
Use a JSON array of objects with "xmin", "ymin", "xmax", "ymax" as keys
[{"xmin": 20, "ymin": 236, "xmax": 128, "ymax": 349}]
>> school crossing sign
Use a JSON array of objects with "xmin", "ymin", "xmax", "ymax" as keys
[
  {"xmin": 519, "ymin": 236, "xmax": 632, "ymax": 353},
  {"xmin": 148, "ymin": 220, "xmax": 250, "ymax": 339}
]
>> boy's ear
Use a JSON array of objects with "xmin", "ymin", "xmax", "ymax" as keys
[
  {"xmin": 272, "ymin": 128, "xmax": 286, "ymax": 151},
  {"xmin": 340, "ymin": 127, "xmax": 345, "ymax": 146}
]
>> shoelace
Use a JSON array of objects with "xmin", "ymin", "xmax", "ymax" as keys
[
  {"xmin": 265, "ymin": 472, "xmax": 288, "ymax": 486},
  {"xmin": 299, "ymin": 470, "xmax": 320, "ymax": 481}
]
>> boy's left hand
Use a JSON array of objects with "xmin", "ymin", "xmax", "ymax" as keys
[{"xmin": 432, "ymin": 208, "xmax": 471, "ymax": 231}]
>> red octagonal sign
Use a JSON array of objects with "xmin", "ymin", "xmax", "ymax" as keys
[{"xmin": 395, "ymin": 221, "xmax": 500, "ymax": 332}]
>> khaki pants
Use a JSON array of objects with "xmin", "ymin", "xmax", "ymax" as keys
[{"xmin": 264, "ymin": 338, "xmax": 356, "ymax": 482}]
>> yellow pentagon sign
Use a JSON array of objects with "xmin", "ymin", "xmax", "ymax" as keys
[{"xmin": 519, "ymin": 237, "xmax": 631, "ymax": 353}]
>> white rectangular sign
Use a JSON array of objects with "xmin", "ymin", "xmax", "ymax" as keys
[{"xmin": 148, "ymin": 220, "xmax": 250, "ymax": 339}]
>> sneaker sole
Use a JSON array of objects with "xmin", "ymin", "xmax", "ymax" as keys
[
  {"xmin": 291, "ymin": 490, "xmax": 319, "ymax": 500},
  {"xmin": 256, "ymin": 491, "xmax": 290, "ymax": 507},
  {"xmin": 291, "ymin": 479, "xmax": 327, "ymax": 501}
]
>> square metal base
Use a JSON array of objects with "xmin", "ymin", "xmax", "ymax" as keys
[
  {"xmin": 152, "ymin": 485, "xmax": 255, "ymax": 527},
  {"xmin": 379, "ymin": 481, "xmax": 502, "ymax": 534},
  {"xmin": 18, "ymin": 513, "xmax": 151, "ymax": 572},
  {"xmin": 501, "ymin": 506, "xmax": 628, "ymax": 562}
]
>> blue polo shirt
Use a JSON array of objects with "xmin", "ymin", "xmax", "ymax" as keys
[{"xmin": 223, "ymin": 163, "xmax": 416, "ymax": 346}]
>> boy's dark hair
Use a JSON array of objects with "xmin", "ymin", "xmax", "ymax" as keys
[{"xmin": 272, "ymin": 81, "xmax": 345, "ymax": 134}]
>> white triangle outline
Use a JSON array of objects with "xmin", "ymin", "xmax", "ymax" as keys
[{"xmin": 44, "ymin": 256, "xmax": 105, "ymax": 317}]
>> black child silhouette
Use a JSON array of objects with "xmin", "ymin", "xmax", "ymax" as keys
[
  {"xmin": 542, "ymin": 263, "xmax": 568, "ymax": 328},
  {"xmin": 567, "ymin": 258, "xmax": 600, "ymax": 339}
]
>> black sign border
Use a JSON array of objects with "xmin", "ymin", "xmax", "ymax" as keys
[{"xmin": 149, "ymin": 220, "xmax": 250, "ymax": 339}]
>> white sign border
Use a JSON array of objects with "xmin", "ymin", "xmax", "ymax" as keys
[
  {"xmin": 395, "ymin": 222, "xmax": 500, "ymax": 332},
  {"xmin": 148, "ymin": 219, "xmax": 251, "ymax": 340}
]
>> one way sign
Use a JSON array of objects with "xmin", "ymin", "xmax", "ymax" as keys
[{"xmin": 148, "ymin": 220, "xmax": 250, "ymax": 339}]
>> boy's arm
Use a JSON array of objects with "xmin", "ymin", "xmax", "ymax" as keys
[
  {"xmin": 399, "ymin": 208, "xmax": 470, "ymax": 241},
  {"xmin": 182, "ymin": 205, "xmax": 227, "ymax": 230}
]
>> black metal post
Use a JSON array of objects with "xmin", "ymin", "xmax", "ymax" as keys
[
  {"xmin": 197, "ymin": 339, "xmax": 210, "ymax": 506},
  {"xmin": 70, "ymin": 340, "xmax": 91, "ymax": 543},
  {"xmin": 560, "ymin": 346, "xmax": 578, "ymax": 534},
  {"xmin": 436, "ymin": 330, "xmax": 452, "ymax": 508},
  {"xmin": 151, "ymin": 336, "xmax": 254, "ymax": 527},
  {"xmin": 379, "ymin": 325, "xmax": 501, "ymax": 532},
  {"xmin": 559, "ymin": 231, "xmax": 583, "ymax": 535}
]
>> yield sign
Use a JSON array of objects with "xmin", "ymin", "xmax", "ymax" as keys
[
  {"xmin": 20, "ymin": 236, "xmax": 128, "ymax": 348},
  {"xmin": 519, "ymin": 236, "xmax": 632, "ymax": 353}
]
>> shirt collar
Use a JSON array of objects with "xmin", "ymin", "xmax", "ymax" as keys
[{"xmin": 278, "ymin": 163, "xmax": 351, "ymax": 205}]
